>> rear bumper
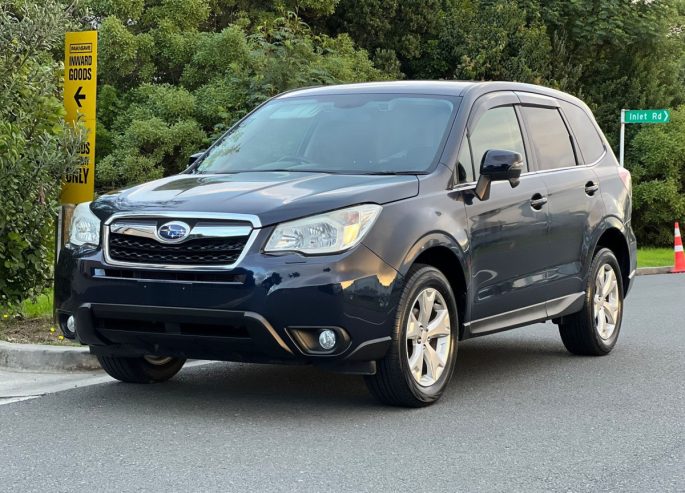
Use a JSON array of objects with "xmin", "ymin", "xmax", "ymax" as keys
[{"xmin": 55, "ymin": 241, "xmax": 402, "ymax": 373}]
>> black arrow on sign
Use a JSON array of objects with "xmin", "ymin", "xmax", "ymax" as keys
[{"xmin": 74, "ymin": 86, "xmax": 86, "ymax": 108}]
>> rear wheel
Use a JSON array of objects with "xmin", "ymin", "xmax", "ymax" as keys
[
  {"xmin": 97, "ymin": 354, "xmax": 186, "ymax": 383},
  {"xmin": 365, "ymin": 264, "xmax": 459, "ymax": 407},
  {"xmin": 558, "ymin": 248, "xmax": 624, "ymax": 355}
]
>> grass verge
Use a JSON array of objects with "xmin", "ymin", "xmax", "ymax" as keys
[{"xmin": 637, "ymin": 247, "xmax": 673, "ymax": 268}]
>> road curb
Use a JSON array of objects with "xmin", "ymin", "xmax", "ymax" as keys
[
  {"xmin": 0, "ymin": 341, "xmax": 101, "ymax": 372},
  {"xmin": 636, "ymin": 266, "xmax": 675, "ymax": 276}
]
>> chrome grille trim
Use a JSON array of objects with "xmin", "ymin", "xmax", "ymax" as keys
[
  {"xmin": 109, "ymin": 221, "xmax": 253, "ymax": 243},
  {"xmin": 103, "ymin": 212, "xmax": 260, "ymax": 271}
]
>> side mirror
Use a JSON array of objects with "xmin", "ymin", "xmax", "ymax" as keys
[
  {"xmin": 474, "ymin": 149, "xmax": 524, "ymax": 201},
  {"xmin": 188, "ymin": 150, "xmax": 206, "ymax": 166}
]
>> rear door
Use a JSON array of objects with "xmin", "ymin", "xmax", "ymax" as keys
[
  {"xmin": 517, "ymin": 93, "xmax": 605, "ymax": 302},
  {"xmin": 461, "ymin": 92, "xmax": 551, "ymax": 332}
]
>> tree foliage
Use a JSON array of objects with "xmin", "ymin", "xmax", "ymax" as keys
[
  {"xmin": 0, "ymin": 0, "xmax": 84, "ymax": 309},
  {"xmin": 91, "ymin": 2, "xmax": 389, "ymax": 191},
  {"xmin": 628, "ymin": 105, "xmax": 685, "ymax": 246}
]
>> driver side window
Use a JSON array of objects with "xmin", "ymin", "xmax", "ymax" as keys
[{"xmin": 469, "ymin": 106, "xmax": 527, "ymax": 180}]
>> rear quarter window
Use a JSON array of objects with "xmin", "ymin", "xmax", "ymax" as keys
[{"xmin": 561, "ymin": 102, "xmax": 606, "ymax": 164}]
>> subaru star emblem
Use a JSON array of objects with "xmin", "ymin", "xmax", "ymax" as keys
[{"xmin": 157, "ymin": 221, "xmax": 190, "ymax": 243}]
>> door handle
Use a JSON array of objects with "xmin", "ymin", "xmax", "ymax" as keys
[
  {"xmin": 530, "ymin": 193, "xmax": 547, "ymax": 210},
  {"xmin": 585, "ymin": 181, "xmax": 599, "ymax": 196}
]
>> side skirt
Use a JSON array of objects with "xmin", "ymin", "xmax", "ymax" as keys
[{"xmin": 462, "ymin": 292, "xmax": 585, "ymax": 339}]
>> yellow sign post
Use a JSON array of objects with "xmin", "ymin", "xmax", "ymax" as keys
[{"xmin": 61, "ymin": 31, "xmax": 97, "ymax": 204}]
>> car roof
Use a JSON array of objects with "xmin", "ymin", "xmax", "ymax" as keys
[
  {"xmin": 277, "ymin": 80, "xmax": 584, "ymax": 106},
  {"xmin": 278, "ymin": 81, "xmax": 474, "ymax": 97}
]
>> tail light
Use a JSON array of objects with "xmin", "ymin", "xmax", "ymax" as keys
[{"xmin": 618, "ymin": 167, "xmax": 631, "ymax": 191}]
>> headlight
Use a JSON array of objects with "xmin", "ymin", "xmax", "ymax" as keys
[
  {"xmin": 265, "ymin": 204, "xmax": 382, "ymax": 255},
  {"xmin": 69, "ymin": 202, "xmax": 101, "ymax": 247}
]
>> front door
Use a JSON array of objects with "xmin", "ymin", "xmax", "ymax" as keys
[{"xmin": 461, "ymin": 97, "xmax": 551, "ymax": 332}]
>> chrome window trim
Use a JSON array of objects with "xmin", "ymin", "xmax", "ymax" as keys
[
  {"xmin": 449, "ymin": 152, "xmax": 608, "ymax": 191},
  {"xmin": 103, "ymin": 211, "xmax": 261, "ymax": 271}
]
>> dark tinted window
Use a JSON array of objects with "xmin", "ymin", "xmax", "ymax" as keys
[
  {"xmin": 470, "ymin": 106, "xmax": 527, "ymax": 180},
  {"xmin": 561, "ymin": 102, "xmax": 605, "ymax": 164},
  {"xmin": 522, "ymin": 106, "xmax": 576, "ymax": 169}
]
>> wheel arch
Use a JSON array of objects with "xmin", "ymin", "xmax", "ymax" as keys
[
  {"xmin": 399, "ymin": 233, "xmax": 469, "ymax": 339},
  {"xmin": 590, "ymin": 219, "xmax": 631, "ymax": 293}
]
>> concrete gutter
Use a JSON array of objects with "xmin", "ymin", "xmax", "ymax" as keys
[
  {"xmin": 636, "ymin": 266, "xmax": 674, "ymax": 276},
  {"xmin": 0, "ymin": 341, "xmax": 100, "ymax": 372}
]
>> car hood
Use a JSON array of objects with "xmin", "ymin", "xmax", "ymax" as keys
[{"xmin": 92, "ymin": 171, "xmax": 419, "ymax": 226}]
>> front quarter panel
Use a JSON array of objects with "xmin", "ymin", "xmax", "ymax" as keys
[{"xmin": 362, "ymin": 167, "xmax": 470, "ymax": 285}]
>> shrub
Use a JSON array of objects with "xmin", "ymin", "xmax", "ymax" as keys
[
  {"xmin": 628, "ymin": 105, "xmax": 685, "ymax": 246},
  {"xmin": 0, "ymin": 1, "xmax": 84, "ymax": 310}
]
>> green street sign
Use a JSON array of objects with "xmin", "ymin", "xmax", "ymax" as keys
[{"xmin": 622, "ymin": 109, "xmax": 670, "ymax": 124}]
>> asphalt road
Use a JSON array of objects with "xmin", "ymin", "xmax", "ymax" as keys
[{"xmin": 1, "ymin": 274, "xmax": 683, "ymax": 492}]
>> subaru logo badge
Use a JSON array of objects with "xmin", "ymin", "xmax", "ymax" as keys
[{"xmin": 157, "ymin": 221, "xmax": 190, "ymax": 243}]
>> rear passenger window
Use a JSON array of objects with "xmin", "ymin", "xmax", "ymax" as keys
[
  {"xmin": 521, "ymin": 106, "xmax": 576, "ymax": 169},
  {"xmin": 561, "ymin": 102, "xmax": 606, "ymax": 164},
  {"xmin": 469, "ymin": 106, "xmax": 527, "ymax": 180}
]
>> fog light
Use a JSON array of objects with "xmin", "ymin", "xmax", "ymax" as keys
[
  {"xmin": 318, "ymin": 329, "xmax": 336, "ymax": 350},
  {"xmin": 66, "ymin": 315, "xmax": 76, "ymax": 334}
]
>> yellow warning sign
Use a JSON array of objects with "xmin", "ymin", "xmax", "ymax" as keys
[{"xmin": 61, "ymin": 31, "xmax": 97, "ymax": 204}]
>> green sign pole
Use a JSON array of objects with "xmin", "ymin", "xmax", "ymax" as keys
[{"xmin": 619, "ymin": 108, "xmax": 671, "ymax": 167}]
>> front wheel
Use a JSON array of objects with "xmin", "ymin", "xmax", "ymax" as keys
[
  {"xmin": 365, "ymin": 264, "xmax": 459, "ymax": 407},
  {"xmin": 97, "ymin": 354, "xmax": 186, "ymax": 383},
  {"xmin": 558, "ymin": 248, "xmax": 624, "ymax": 355}
]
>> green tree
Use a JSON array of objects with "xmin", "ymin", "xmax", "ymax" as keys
[
  {"xmin": 0, "ymin": 0, "xmax": 84, "ymax": 309},
  {"xmin": 539, "ymin": 0, "xmax": 685, "ymax": 144},
  {"xmin": 327, "ymin": 0, "xmax": 553, "ymax": 82},
  {"xmin": 628, "ymin": 105, "xmax": 685, "ymax": 246},
  {"xmin": 427, "ymin": 0, "xmax": 552, "ymax": 82},
  {"xmin": 326, "ymin": 0, "xmax": 447, "ymax": 77},
  {"xmin": 93, "ymin": 5, "xmax": 388, "ymax": 191}
]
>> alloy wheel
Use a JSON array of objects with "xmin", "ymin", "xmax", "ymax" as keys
[
  {"xmin": 406, "ymin": 288, "xmax": 452, "ymax": 387},
  {"xmin": 593, "ymin": 264, "xmax": 620, "ymax": 340}
]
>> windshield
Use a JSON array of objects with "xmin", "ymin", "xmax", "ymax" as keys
[{"xmin": 194, "ymin": 94, "xmax": 459, "ymax": 175}]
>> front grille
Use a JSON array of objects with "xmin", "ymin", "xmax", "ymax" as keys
[
  {"xmin": 108, "ymin": 233, "xmax": 249, "ymax": 265},
  {"xmin": 105, "ymin": 216, "xmax": 255, "ymax": 267}
]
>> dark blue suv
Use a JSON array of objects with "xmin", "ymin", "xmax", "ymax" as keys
[{"xmin": 56, "ymin": 81, "xmax": 637, "ymax": 407}]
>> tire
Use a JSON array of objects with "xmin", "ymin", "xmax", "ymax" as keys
[
  {"xmin": 558, "ymin": 248, "xmax": 624, "ymax": 356},
  {"xmin": 365, "ymin": 264, "xmax": 459, "ymax": 407},
  {"xmin": 96, "ymin": 355, "xmax": 186, "ymax": 383}
]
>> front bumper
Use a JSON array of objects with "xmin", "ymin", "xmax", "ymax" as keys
[{"xmin": 55, "ymin": 235, "xmax": 402, "ymax": 372}]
